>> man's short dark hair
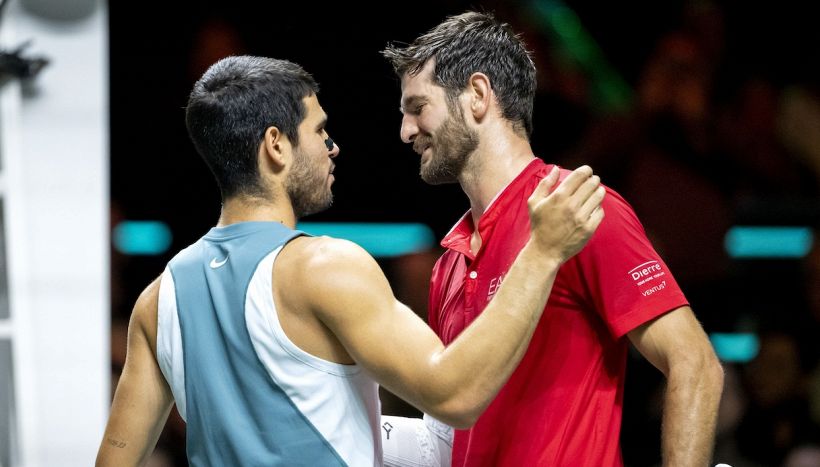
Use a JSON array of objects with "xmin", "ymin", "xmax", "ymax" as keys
[
  {"xmin": 185, "ymin": 56, "xmax": 319, "ymax": 199},
  {"xmin": 382, "ymin": 11, "xmax": 536, "ymax": 137}
]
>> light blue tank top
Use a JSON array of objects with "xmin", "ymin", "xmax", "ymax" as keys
[{"xmin": 157, "ymin": 222, "xmax": 381, "ymax": 466}]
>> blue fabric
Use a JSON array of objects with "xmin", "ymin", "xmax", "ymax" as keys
[{"xmin": 169, "ymin": 222, "xmax": 346, "ymax": 466}]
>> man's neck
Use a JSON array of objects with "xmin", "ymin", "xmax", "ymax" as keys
[
  {"xmin": 216, "ymin": 195, "xmax": 297, "ymax": 229},
  {"xmin": 459, "ymin": 134, "xmax": 536, "ymax": 228}
]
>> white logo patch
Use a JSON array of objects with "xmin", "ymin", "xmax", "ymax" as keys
[
  {"xmin": 210, "ymin": 256, "xmax": 229, "ymax": 269},
  {"xmin": 628, "ymin": 260, "xmax": 667, "ymax": 296},
  {"xmin": 486, "ymin": 274, "xmax": 505, "ymax": 301}
]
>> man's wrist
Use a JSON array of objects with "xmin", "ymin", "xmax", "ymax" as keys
[{"xmin": 519, "ymin": 242, "xmax": 563, "ymax": 272}]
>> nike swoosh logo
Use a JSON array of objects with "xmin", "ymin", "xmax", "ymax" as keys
[{"xmin": 209, "ymin": 256, "xmax": 229, "ymax": 269}]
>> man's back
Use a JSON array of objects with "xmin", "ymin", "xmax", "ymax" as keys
[{"xmin": 158, "ymin": 221, "xmax": 381, "ymax": 466}]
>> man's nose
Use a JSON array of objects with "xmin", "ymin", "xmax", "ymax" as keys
[
  {"xmin": 325, "ymin": 137, "xmax": 339, "ymax": 158},
  {"xmin": 400, "ymin": 114, "xmax": 418, "ymax": 144}
]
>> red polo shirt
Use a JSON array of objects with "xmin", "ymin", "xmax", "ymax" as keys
[{"xmin": 428, "ymin": 159, "xmax": 688, "ymax": 466}]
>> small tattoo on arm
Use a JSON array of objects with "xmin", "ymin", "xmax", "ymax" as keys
[{"xmin": 107, "ymin": 437, "xmax": 127, "ymax": 449}]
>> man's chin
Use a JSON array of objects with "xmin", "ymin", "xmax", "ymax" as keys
[
  {"xmin": 294, "ymin": 197, "xmax": 333, "ymax": 219},
  {"xmin": 420, "ymin": 170, "xmax": 457, "ymax": 185}
]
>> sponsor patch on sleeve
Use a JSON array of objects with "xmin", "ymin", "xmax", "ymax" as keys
[{"xmin": 627, "ymin": 260, "xmax": 668, "ymax": 297}]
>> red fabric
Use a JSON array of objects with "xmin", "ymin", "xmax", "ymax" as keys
[{"xmin": 428, "ymin": 159, "xmax": 688, "ymax": 466}]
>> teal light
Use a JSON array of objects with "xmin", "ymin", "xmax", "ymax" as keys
[
  {"xmin": 710, "ymin": 333, "xmax": 760, "ymax": 363},
  {"xmin": 724, "ymin": 226, "xmax": 813, "ymax": 259},
  {"xmin": 297, "ymin": 222, "xmax": 435, "ymax": 258},
  {"xmin": 113, "ymin": 221, "xmax": 173, "ymax": 255}
]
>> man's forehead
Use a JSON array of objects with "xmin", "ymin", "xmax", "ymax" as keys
[
  {"xmin": 301, "ymin": 94, "xmax": 327, "ymax": 120},
  {"xmin": 400, "ymin": 59, "xmax": 436, "ymax": 88},
  {"xmin": 400, "ymin": 66, "xmax": 441, "ymax": 106},
  {"xmin": 302, "ymin": 93, "xmax": 320, "ymax": 111}
]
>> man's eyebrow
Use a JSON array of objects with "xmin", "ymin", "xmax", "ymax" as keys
[
  {"xmin": 400, "ymin": 95, "xmax": 427, "ymax": 113},
  {"xmin": 315, "ymin": 115, "xmax": 328, "ymax": 131}
]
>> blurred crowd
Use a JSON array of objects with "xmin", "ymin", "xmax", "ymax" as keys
[{"xmin": 517, "ymin": 2, "xmax": 820, "ymax": 465}]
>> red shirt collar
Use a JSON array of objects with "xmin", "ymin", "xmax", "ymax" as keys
[{"xmin": 440, "ymin": 158, "xmax": 550, "ymax": 259}]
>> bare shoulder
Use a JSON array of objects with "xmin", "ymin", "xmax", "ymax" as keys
[
  {"xmin": 280, "ymin": 235, "xmax": 382, "ymax": 278},
  {"xmin": 278, "ymin": 235, "xmax": 389, "ymax": 308}
]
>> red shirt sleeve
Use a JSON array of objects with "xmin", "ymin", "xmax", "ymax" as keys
[{"xmin": 573, "ymin": 187, "xmax": 689, "ymax": 338}]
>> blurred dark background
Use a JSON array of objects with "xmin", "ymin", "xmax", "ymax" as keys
[{"xmin": 109, "ymin": 1, "xmax": 820, "ymax": 465}]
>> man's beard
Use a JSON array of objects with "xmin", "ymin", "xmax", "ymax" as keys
[
  {"xmin": 286, "ymin": 148, "xmax": 333, "ymax": 218},
  {"xmin": 416, "ymin": 105, "xmax": 479, "ymax": 185}
]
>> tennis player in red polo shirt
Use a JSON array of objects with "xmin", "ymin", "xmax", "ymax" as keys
[{"xmin": 380, "ymin": 11, "xmax": 724, "ymax": 467}]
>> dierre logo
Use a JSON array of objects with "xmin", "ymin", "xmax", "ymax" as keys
[
  {"xmin": 629, "ymin": 261, "xmax": 661, "ymax": 281},
  {"xmin": 628, "ymin": 260, "xmax": 667, "ymax": 292}
]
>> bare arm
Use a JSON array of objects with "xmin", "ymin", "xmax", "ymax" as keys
[
  {"xmin": 628, "ymin": 306, "xmax": 724, "ymax": 467},
  {"xmin": 96, "ymin": 278, "xmax": 174, "ymax": 467},
  {"xmin": 291, "ymin": 166, "xmax": 604, "ymax": 427}
]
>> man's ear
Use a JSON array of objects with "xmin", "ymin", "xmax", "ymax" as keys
[
  {"xmin": 261, "ymin": 126, "xmax": 288, "ymax": 171},
  {"xmin": 466, "ymin": 72, "xmax": 492, "ymax": 120}
]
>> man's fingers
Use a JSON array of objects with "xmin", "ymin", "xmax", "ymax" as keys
[
  {"xmin": 586, "ymin": 205, "xmax": 605, "ymax": 232},
  {"xmin": 569, "ymin": 175, "xmax": 601, "ymax": 210},
  {"xmin": 577, "ymin": 185, "xmax": 606, "ymax": 220},
  {"xmin": 528, "ymin": 166, "xmax": 560, "ymax": 207},
  {"xmin": 550, "ymin": 165, "xmax": 593, "ymax": 199}
]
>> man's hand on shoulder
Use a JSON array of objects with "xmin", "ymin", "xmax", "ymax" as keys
[{"xmin": 526, "ymin": 165, "xmax": 606, "ymax": 265}]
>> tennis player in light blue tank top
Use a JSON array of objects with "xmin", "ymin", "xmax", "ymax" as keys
[{"xmin": 158, "ymin": 221, "xmax": 381, "ymax": 466}]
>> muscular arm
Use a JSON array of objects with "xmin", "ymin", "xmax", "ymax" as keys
[
  {"xmin": 290, "ymin": 167, "xmax": 604, "ymax": 428},
  {"xmin": 96, "ymin": 278, "xmax": 174, "ymax": 467},
  {"xmin": 628, "ymin": 306, "xmax": 724, "ymax": 467}
]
